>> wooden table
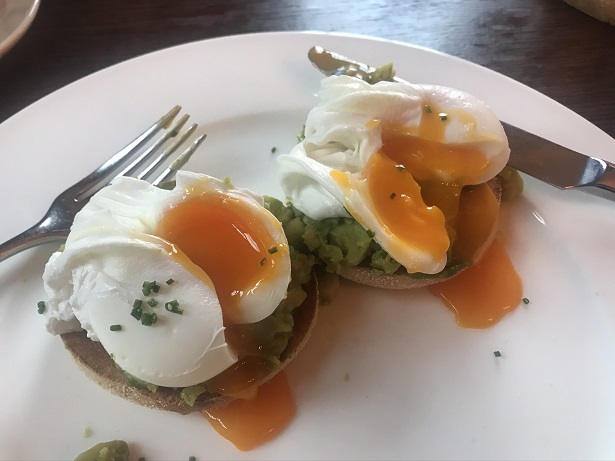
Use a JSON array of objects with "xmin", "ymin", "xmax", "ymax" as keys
[{"xmin": 1, "ymin": 0, "xmax": 614, "ymax": 138}]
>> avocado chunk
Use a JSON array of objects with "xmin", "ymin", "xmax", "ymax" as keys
[{"xmin": 74, "ymin": 440, "xmax": 129, "ymax": 461}]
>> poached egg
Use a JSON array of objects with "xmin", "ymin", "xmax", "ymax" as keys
[
  {"xmin": 43, "ymin": 171, "xmax": 291, "ymax": 388},
  {"xmin": 278, "ymin": 75, "xmax": 510, "ymax": 274}
]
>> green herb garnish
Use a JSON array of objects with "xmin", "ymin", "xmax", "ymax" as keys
[
  {"xmin": 268, "ymin": 246, "xmax": 278, "ymax": 254},
  {"xmin": 141, "ymin": 312, "xmax": 158, "ymax": 326},
  {"xmin": 271, "ymin": 146, "xmax": 278, "ymax": 154},
  {"xmin": 37, "ymin": 301, "xmax": 46, "ymax": 314},
  {"xmin": 439, "ymin": 113, "xmax": 448, "ymax": 121},
  {"xmin": 260, "ymin": 257, "xmax": 267, "ymax": 266},
  {"xmin": 389, "ymin": 192, "xmax": 396, "ymax": 199},
  {"xmin": 110, "ymin": 324, "xmax": 122, "ymax": 331},
  {"xmin": 147, "ymin": 298, "xmax": 158, "ymax": 307},
  {"xmin": 424, "ymin": 104, "xmax": 432, "ymax": 113},
  {"xmin": 494, "ymin": 350, "xmax": 502, "ymax": 357},
  {"xmin": 165, "ymin": 300, "xmax": 183, "ymax": 315},
  {"xmin": 189, "ymin": 457, "xmax": 197, "ymax": 461},
  {"xmin": 522, "ymin": 297, "xmax": 530, "ymax": 305},
  {"xmin": 395, "ymin": 165, "xmax": 406, "ymax": 172},
  {"xmin": 131, "ymin": 300, "xmax": 143, "ymax": 320},
  {"xmin": 366, "ymin": 230, "xmax": 375, "ymax": 238},
  {"xmin": 142, "ymin": 281, "xmax": 160, "ymax": 296},
  {"xmin": 166, "ymin": 278, "xmax": 175, "ymax": 285}
]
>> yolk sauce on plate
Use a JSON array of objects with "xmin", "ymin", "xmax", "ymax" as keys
[
  {"xmin": 360, "ymin": 105, "xmax": 523, "ymax": 328},
  {"xmin": 204, "ymin": 371, "xmax": 296, "ymax": 451},
  {"xmin": 157, "ymin": 191, "xmax": 295, "ymax": 449}
]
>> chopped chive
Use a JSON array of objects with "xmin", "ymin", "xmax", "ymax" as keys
[
  {"xmin": 131, "ymin": 307, "xmax": 143, "ymax": 321},
  {"xmin": 138, "ymin": 458, "xmax": 146, "ymax": 461},
  {"xmin": 271, "ymin": 146, "xmax": 278, "ymax": 154},
  {"xmin": 189, "ymin": 457, "xmax": 197, "ymax": 461},
  {"xmin": 110, "ymin": 324, "xmax": 122, "ymax": 331},
  {"xmin": 522, "ymin": 297, "xmax": 530, "ymax": 305},
  {"xmin": 131, "ymin": 300, "xmax": 143, "ymax": 320},
  {"xmin": 223, "ymin": 176, "xmax": 233, "ymax": 187},
  {"xmin": 395, "ymin": 164, "xmax": 406, "ymax": 172},
  {"xmin": 494, "ymin": 350, "xmax": 502, "ymax": 357},
  {"xmin": 389, "ymin": 192, "xmax": 396, "ymax": 199},
  {"xmin": 37, "ymin": 301, "xmax": 46, "ymax": 314},
  {"xmin": 439, "ymin": 113, "xmax": 448, "ymax": 121},
  {"xmin": 165, "ymin": 300, "xmax": 183, "ymax": 315},
  {"xmin": 166, "ymin": 300, "xmax": 179, "ymax": 309},
  {"xmin": 424, "ymin": 104, "xmax": 432, "ymax": 113},
  {"xmin": 147, "ymin": 298, "xmax": 158, "ymax": 307},
  {"xmin": 366, "ymin": 230, "xmax": 375, "ymax": 238},
  {"xmin": 141, "ymin": 312, "xmax": 158, "ymax": 326},
  {"xmin": 166, "ymin": 278, "xmax": 175, "ymax": 285},
  {"xmin": 260, "ymin": 257, "xmax": 267, "ymax": 266},
  {"xmin": 142, "ymin": 281, "xmax": 160, "ymax": 296},
  {"xmin": 268, "ymin": 246, "xmax": 278, "ymax": 254}
]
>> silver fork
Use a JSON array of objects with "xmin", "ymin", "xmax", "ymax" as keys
[{"xmin": 0, "ymin": 105, "xmax": 206, "ymax": 263}]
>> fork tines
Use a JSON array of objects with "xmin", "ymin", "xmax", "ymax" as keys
[{"xmin": 74, "ymin": 106, "xmax": 206, "ymax": 202}]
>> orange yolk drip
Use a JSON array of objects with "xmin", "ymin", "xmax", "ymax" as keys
[
  {"xmin": 379, "ymin": 128, "xmax": 490, "ymax": 220},
  {"xmin": 450, "ymin": 183, "xmax": 500, "ymax": 264},
  {"xmin": 363, "ymin": 151, "xmax": 449, "ymax": 261},
  {"xmin": 203, "ymin": 371, "xmax": 296, "ymax": 451},
  {"xmin": 338, "ymin": 106, "xmax": 522, "ymax": 328},
  {"xmin": 157, "ymin": 192, "xmax": 281, "ymax": 325},
  {"xmin": 428, "ymin": 240, "xmax": 522, "ymax": 328}
]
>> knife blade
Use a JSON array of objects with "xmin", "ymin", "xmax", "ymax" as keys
[{"xmin": 307, "ymin": 46, "xmax": 615, "ymax": 198}]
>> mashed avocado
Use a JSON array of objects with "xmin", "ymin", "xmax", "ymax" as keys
[
  {"xmin": 265, "ymin": 196, "xmax": 401, "ymax": 276},
  {"xmin": 74, "ymin": 440, "xmax": 129, "ymax": 461}
]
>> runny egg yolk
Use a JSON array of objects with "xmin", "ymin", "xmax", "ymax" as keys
[
  {"xmin": 157, "ymin": 191, "xmax": 285, "ymax": 326},
  {"xmin": 334, "ymin": 103, "xmax": 523, "ymax": 327},
  {"xmin": 334, "ymin": 107, "xmax": 498, "ymax": 269},
  {"xmin": 361, "ymin": 151, "xmax": 449, "ymax": 262}
]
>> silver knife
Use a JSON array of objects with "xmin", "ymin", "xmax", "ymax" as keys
[{"xmin": 308, "ymin": 46, "xmax": 615, "ymax": 199}]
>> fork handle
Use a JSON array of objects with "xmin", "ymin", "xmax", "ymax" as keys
[{"xmin": 0, "ymin": 221, "xmax": 67, "ymax": 263}]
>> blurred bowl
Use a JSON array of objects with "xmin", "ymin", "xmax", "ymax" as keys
[
  {"xmin": 0, "ymin": 0, "xmax": 40, "ymax": 57},
  {"xmin": 564, "ymin": 0, "xmax": 615, "ymax": 25}
]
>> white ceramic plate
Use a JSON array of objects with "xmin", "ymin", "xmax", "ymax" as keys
[
  {"xmin": 1, "ymin": 31, "xmax": 615, "ymax": 460},
  {"xmin": 0, "ymin": 0, "xmax": 39, "ymax": 57}
]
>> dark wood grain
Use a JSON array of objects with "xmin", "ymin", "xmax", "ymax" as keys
[{"xmin": 1, "ymin": 0, "xmax": 614, "ymax": 136}]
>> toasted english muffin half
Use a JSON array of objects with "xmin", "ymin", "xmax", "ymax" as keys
[
  {"xmin": 61, "ymin": 275, "xmax": 318, "ymax": 415},
  {"xmin": 340, "ymin": 178, "xmax": 502, "ymax": 290}
]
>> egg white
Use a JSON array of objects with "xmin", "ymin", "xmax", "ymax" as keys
[
  {"xmin": 43, "ymin": 171, "xmax": 291, "ymax": 387},
  {"xmin": 278, "ymin": 75, "xmax": 510, "ymax": 274}
]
